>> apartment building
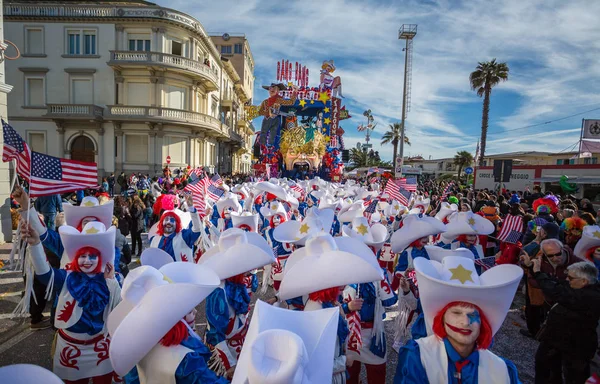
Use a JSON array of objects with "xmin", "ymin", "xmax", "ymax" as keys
[{"xmin": 4, "ymin": 0, "xmax": 255, "ymax": 176}]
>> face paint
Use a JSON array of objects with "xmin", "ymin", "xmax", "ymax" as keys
[
  {"xmin": 184, "ymin": 308, "xmax": 197, "ymax": 326},
  {"xmin": 81, "ymin": 216, "xmax": 98, "ymax": 228},
  {"xmin": 465, "ymin": 234, "xmax": 477, "ymax": 245},
  {"xmin": 162, "ymin": 216, "xmax": 176, "ymax": 234},
  {"xmin": 78, "ymin": 252, "xmax": 100, "ymax": 274},
  {"xmin": 273, "ymin": 215, "xmax": 282, "ymax": 227},
  {"xmin": 443, "ymin": 304, "xmax": 481, "ymax": 347},
  {"xmin": 594, "ymin": 247, "xmax": 600, "ymax": 260}
]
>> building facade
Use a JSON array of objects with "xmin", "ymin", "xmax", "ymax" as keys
[{"xmin": 4, "ymin": 0, "xmax": 255, "ymax": 177}]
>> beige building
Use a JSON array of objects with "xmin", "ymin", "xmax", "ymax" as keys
[{"xmin": 4, "ymin": 0, "xmax": 255, "ymax": 177}]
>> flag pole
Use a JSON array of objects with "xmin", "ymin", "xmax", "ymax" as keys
[{"xmin": 9, "ymin": 159, "xmax": 18, "ymax": 193}]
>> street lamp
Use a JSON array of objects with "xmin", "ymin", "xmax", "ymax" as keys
[{"xmin": 398, "ymin": 24, "xmax": 417, "ymax": 178}]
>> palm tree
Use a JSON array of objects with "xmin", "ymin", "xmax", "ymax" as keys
[
  {"xmin": 453, "ymin": 150, "xmax": 474, "ymax": 182},
  {"xmin": 381, "ymin": 122, "xmax": 411, "ymax": 167},
  {"xmin": 349, "ymin": 148, "xmax": 368, "ymax": 168},
  {"xmin": 469, "ymin": 59, "xmax": 509, "ymax": 166}
]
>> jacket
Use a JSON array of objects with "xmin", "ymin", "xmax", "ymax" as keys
[
  {"xmin": 130, "ymin": 205, "xmax": 145, "ymax": 232},
  {"xmin": 534, "ymin": 272, "xmax": 600, "ymax": 358},
  {"xmin": 34, "ymin": 194, "xmax": 63, "ymax": 215}
]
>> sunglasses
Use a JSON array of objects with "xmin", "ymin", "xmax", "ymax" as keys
[{"xmin": 544, "ymin": 251, "xmax": 563, "ymax": 258}]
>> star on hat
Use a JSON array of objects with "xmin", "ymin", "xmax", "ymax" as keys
[
  {"xmin": 299, "ymin": 223, "xmax": 310, "ymax": 234},
  {"xmin": 449, "ymin": 264, "xmax": 474, "ymax": 284}
]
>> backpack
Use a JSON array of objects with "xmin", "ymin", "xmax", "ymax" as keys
[{"xmin": 118, "ymin": 212, "xmax": 130, "ymax": 237}]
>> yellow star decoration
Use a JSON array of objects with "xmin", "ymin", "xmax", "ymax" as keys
[
  {"xmin": 272, "ymin": 203, "xmax": 279, "ymax": 210},
  {"xmin": 299, "ymin": 223, "xmax": 310, "ymax": 234},
  {"xmin": 299, "ymin": 99, "xmax": 307, "ymax": 108},
  {"xmin": 324, "ymin": 117, "xmax": 331, "ymax": 125},
  {"xmin": 449, "ymin": 264, "xmax": 474, "ymax": 284},
  {"xmin": 318, "ymin": 91, "xmax": 330, "ymax": 104},
  {"xmin": 394, "ymin": 204, "xmax": 400, "ymax": 211},
  {"xmin": 324, "ymin": 107, "xmax": 330, "ymax": 113},
  {"xmin": 287, "ymin": 82, "xmax": 294, "ymax": 87},
  {"xmin": 85, "ymin": 226, "xmax": 99, "ymax": 234},
  {"xmin": 356, "ymin": 224, "xmax": 369, "ymax": 235},
  {"xmin": 468, "ymin": 218, "xmax": 476, "ymax": 226},
  {"xmin": 310, "ymin": 100, "xmax": 315, "ymax": 104},
  {"xmin": 593, "ymin": 230, "xmax": 600, "ymax": 239},
  {"xmin": 83, "ymin": 201, "xmax": 96, "ymax": 207}
]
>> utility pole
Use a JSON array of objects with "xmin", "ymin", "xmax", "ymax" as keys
[{"xmin": 398, "ymin": 24, "xmax": 417, "ymax": 178}]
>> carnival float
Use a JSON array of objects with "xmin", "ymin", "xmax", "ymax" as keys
[{"xmin": 246, "ymin": 60, "xmax": 351, "ymax": 181}]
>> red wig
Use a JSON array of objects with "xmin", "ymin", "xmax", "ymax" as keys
[
  {"xmin": 432, "ymin": 301, "xmax": 493, "ymax": 350},
  {"xmin": 585, "ymin": 247, "xmax": 600, "ymax": 262},
  {"xmin": 237, "ymin": 224, "xmax": 252, "ymax": 232},
  {"xmin": 456, "ymin": 234, "xmax": 477, "ymax": 245},
  {"xmin": 76, "ymin": 217, "xmax": 99, "ymax": 232},
  {"xmin": 409, "ymin": 238, "xmax": 426, "ymax": 248},
  {"xmin": 157, "ymin": 212, "xmax": 182, "ymax": 236},
  {"xmin": 160, "ymin": 320, "xmax": 188, "ymax": 347},
  {"xmin": 309, "ymin": 287, "xmax": 341, "ymax": 303},
  {"xmin": 266, "ymin": 193, "xmax": 278, "ymax": 201},
  {"xmin": 70, "ymin": 246, "xmax": 103, "ymax": 274},
  {"xmin": 227, "ymin": 273, "xmax": 247, "ymax": 285},
  {"xmin": 269, "ymin": 213, "xmax": 287, "ymax": 228}
]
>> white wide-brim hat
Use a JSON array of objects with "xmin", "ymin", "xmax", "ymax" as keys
[
  {"xmin": 260, "ymin": 200, "xmax": 288, "ymax": 219},
  {"xmin": 424, "ymin": 245, "xmax": 475, "ymax": 263},
  {"xmin": 371, "ymin": 211, "xmax": 382, "ymax": 223},
  {"xmin": 279, "ymin": 234, "xmax": 384, "ymax": 300},
  {"xmin": 59, "ymin": 222, "xmax": 115, "ymax": 270},
  {"xmin": 319, "ymin": 196, "xmax": 339, "ymax": 211},
  {"xmin": 256, "ymin": 181, "xmax": 288, "ymax": 201},
  {"xmin": 232, "ymin": 184, "xmax": 250, "ymax": 199},
  {"xmin": 435, "ymin": 202, "xmax": 458, "ymax": 221},
  {"xmin": 341, "ymin": 217, "xmax": 388, "ymax": 251},
  {"xmin": 414, "ymin": 255, "xmax": 522, "ymax": 336},
  {"xmin": 338, "ymin": 201, "xmax": 365, "ymax": 223},
  {"xmin": 148, "ymin": 208, "xmax": 192, "ymax": 239},
  {"xmin": 140, "ymin": 248, "xmax": 174, "ymax": 269},
  {"xmin": 411, "ymin": 197, "xmax": 430, "ymax": 213},
  {"xmin": 383, "ymin": 200, "xmax": 407, "ymax": 218},
  {"xmin": 0, "ymin": 364, "xmax": 63, "ymax": 384},
  {"xmin": 390, "ymin": 214, "xmax": 448, "ymax": 253},
  {"xmin": 216, "ymin": 192, "xmax": 243, "ymax": 215},
  {"xmin": 443, "ymin": 211, "xmax": 495, "ymax": 239},
  {"xmin": 109, "ymin": 264, "xmax": 220, "ymax": 376},
  {"xmin": 198, "ymin": 228, "xmax": 275, "ymax": 280},
  {"xmin": 273, "ymin": 208, "xmax": 334, "ymax": 246},
  {"xmin": 573, "ymin": 225, "xmax": 600, "ymax": 259},
  {"xmin": 231, "ymin": 211, "xmax": 260, "ymax": 232},
  {"xmin": 63, "ymin": 196, "xmax": 114, "ymax": 228},
  {"xmin": 232, "ymin": 300, "xmax": 338, "ymax": 384}
]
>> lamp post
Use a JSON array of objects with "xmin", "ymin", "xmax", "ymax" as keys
[{"xmin": 398, "ymin": 24, "xmax": 417, "ymax": 178}]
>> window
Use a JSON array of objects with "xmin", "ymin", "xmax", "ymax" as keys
[
  {"xmin": 71, "ymin": 77, "xmax": 93, "ymax": 104},
  {"xmin": 211, "ymin": 100, "xmax": 218, "ymax": 118},
  {"xmin": 165, "ymin": 85, "xmax": 187, "ymax": 110},
  {"xmin": 66, "ymin": 29, "xmax": 97, "ymax": 55},
  {"xmin": 127, "ymin": 82, "xmax": 150, "ymax": 106},
  {"xmin": 171, "ymin": 40, "xmax": 182, "ymax": 56},
  {"xmin": 584, "ymin": 157, "xmax": 598, "ymax": 165},
  {"xmin": 221, "ymin": 45, "xmax": 232, "ymax": 54},
  {"xmin": 128, "ymin": 39, "xmax": 151, "ymax": 52},
  {"xmin": 25, "ymin": 27, "xmax": 44, "ymax": 54},
  {"xmin": 28, "ymin": 132, "xmax": 45, "ymax": 153},
  {"xmin": 125, "ymin": 135, "xmax": 148, "ymax": 163},
  {"xmin": 234, "ymin": 43, "xmax": 242, "ymax": 54},
  {"xmin": 165, "ymin": 136, "xmax": 187, "ymax": 164},
  {"xmin": 25, "ymin": 76, "xmax": 45, "ymax": 106},
  {"xmin": 556, "ymin": 159, "xmax": 563, "ymax": 165}
]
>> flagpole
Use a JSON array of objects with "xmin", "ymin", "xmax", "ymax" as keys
[
  {"xmin": 578, "ymin": 118, "xmax": 585, "ymax": 161},
  {"xmin": 9, "ymin": 159, "xmax": 18, "ymax": 192}
]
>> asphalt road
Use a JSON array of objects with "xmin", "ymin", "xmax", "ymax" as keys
[{"xmin": 0, "ymin": 240, "xmax": 538, "ymax": 383}]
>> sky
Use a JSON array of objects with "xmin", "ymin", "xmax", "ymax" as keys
[{"xmin": 156, "ymin": 0, "xmax": 600, "ymax": 162}]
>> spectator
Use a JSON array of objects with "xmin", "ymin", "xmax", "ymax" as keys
[
  {"xmin": 107, "ymin": 173, "xmax": 116, "ymax": 197},
  {"xmin": 580, "ymin": 212, "xmax": 596, "ymax": 226},
  {"xmin": 532, "ymin": 260, "xmax": 600, "ymax": 384},
  {"xmin": 498, "ymin": 195, "xmax": 510, "ymax": 216},
  {"xmin": 33, "ymin": 194, "xmax": 63, "ymax": 231},
  {"xmin": 117, "ymin": 171, "xmax": 128, "ymax": 194},
  {"xmin": 520, "ymin": 238, "xmax": 581, "ymax": 338},
  {"xmin": 101, "ymin": 177, "xmax": 109, "ymax": 192},
  {"xmin": 130, "ymin": 195, "xmax": 145, "ymax": 257}
]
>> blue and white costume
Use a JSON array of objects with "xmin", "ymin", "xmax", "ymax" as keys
[{"xmin": 149, "ymin": 209, "xmax": 202, "ymax": 262}]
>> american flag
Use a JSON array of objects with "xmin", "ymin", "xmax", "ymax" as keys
[
  {"xmin": 363, "ymin": 199, "xmax": 378, "ymax": 221},
  {"xmin": 496, "ymin": 214, "xmax": 523, "ymax": 242},
  {"xmin": 188, "ymin": 167, "xmax": 202, "ymax": 179},
  {"xmin": 441, "ymin": 182, "xmax": 454, "ymax": 200},
  {"xmin": 369, "ymin": 177, "xmax": 379, "ymax": 184},
  {"xmin": 2, "ymin": 120, "xmax": 31, "ymax": 179},
  {"xmin": 503, "ymin": 230, "xmax": 523, "ymax": 245},
  {"xmin": 397, "ymin": 177, "xmax": 417, "ymax": 192},
  {"xmin": 206, "ymin": 183, "xmax": 225, "ymax": 202},
  {"xmin": 362, "ymin": 195, "xmax": 373, "ymax": 207},
  {"xmin": 474, "ymin": 256, "xmax": 496, "ymax": 271},
  {"xmin": 384, "ymin": 180, "xmax": 413, "ymax": 205},
  {"xmin": 345, "ymin": 293, "xmax": 363, "ymax": 354},
  {"xmin": 29, "ymin": 151, "xmax": 98, "ymax": 197},
  {"xmin": 288, "ymin": 181, "xmax": 305, "ymax": 197},
  {"xmin": 211, "ymin": 173, "xmax": 223, "ymax": 186},
  {"xmin": 184, "ymin": 174, "xmax": 210, "ymax": 215}
]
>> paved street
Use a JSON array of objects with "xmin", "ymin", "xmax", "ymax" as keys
[{"xmin": 0, "ymin": 237, "xmax": 538, "ymax": 383}]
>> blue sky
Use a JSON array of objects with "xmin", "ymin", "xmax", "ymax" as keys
[{"xmin": 157, "ymin": 0, "xmax": 600, "ymax": 161}]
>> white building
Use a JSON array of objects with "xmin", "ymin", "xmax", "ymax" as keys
[{"xmin": 4, "ymin": 0, "xmax": 254, "ymax": 177}]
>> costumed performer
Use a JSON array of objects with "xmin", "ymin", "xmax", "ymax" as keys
[
  {"xmin": 574, "ymin": 225, "xmax": 600, "ymax": 277},
  {"xmin": 258, "ymin": 83, "xmax": 297, "ymax": 146},
  {"xmin": 0, "ymin": 364, "xmax": 63, "ymax": 384},
  {"xmin": 108, "ymin": 262, "xmax": 228, "ymax": 384},
  {"xmin": 198, "ymin": 228, "xmax": 276, "ymax": 379},
  {"xmin": 21, "ymin": 221, "xmax": 121, "ymax": 384},
  {"xmin": 260, "ymin": 201, "xmax": 293, "ymax": 293},
  {"xmin": 279, "ymin": 233, "xmax": 385, "ymax": 384},
  {"xmin": 393, "ymin": 253, "xmax": 523, "ymax": 384}
]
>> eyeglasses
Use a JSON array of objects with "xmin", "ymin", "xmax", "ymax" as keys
[
  {"xmin": 544, "ymin": 251, "xmax": 563, "ymax": 258},
  {"xmin": 566, "ymin": 275, "xmax": 582, "ymax": 281}
]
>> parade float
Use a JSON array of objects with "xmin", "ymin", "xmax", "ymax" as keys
[{"xmin": 247, "ymin": 60, "xmax": 351, "ymax": 181}]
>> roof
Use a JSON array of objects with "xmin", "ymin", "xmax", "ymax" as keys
[{"xmin": 6, "ymin": 0, "xmax": 157, "ymax": 4}]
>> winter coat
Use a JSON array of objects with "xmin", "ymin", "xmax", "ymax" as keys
[
  {"xmin": 130, "ymin": 205, "xmax": 145, "ymax": 233},
  {"xmin": 535, "ymin": 272, "xmax": 600, "ymax": 359},
  {"xmin": 525, "ymin": 246, "xmax": 581, "ymax": 305}
]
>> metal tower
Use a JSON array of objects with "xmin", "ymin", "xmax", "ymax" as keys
[{"xmin": 397, "ymin": 24, "xmax": 417, "ymax": 177}]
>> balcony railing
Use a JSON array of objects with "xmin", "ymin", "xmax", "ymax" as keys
[
  {"xmin": 109, "ymin": 51, "xmax": 218, "ymax": 89},
  {"xmin": 106, "ymin": 105, "xmax": 224, "ymax": 134},
  {"xmin": 45, "ymin": 104, "xmax": 104, "ymax": 120}
]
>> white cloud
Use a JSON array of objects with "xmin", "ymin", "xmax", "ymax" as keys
[{"xmin": 157, "ymin": 0, "xmax": 600, "ymax": 161}]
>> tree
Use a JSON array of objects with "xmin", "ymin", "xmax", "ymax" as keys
[
  {"xmin": 381, "ymin": 122, "xmax": 411, "ymax": 167},
  {"xmin": 349, "ymin": 148, "xmax": 368, "ymax": 168},
  {"xmin": 469, "ymin": 59, "xmax": 509, "ymax": 166},
  {"xmin": 453, "ymin": 150, "xmax": 474, "ymax": 182}
]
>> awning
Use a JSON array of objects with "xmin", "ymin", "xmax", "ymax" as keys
[
  {"xmin": 532, "ymin": 177, "xmax": 561, "ymax": 182},
  {"xmin": 573, "ymin": 178, "xmax": 600, "ymax": 184},
  {"xmin": 532, "ymin": 177, "xmax": 600, "ymax": 184}
]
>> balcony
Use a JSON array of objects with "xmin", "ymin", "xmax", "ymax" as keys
[
  {"xmin": 108, "ymin": 51, "xmax": 219, "ymax": 91},
  {"xmin": 106, "ymin": 105, "xmax": 225, "ymax": 136},
  {"xmin": 221, "ymin": 91, "xmax": 237, "ymax": 108},
  {"xmin": 45, "ymin": 104, "xmax": 104, "ymax": 121}
]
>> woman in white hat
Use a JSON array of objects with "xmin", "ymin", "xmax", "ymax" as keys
[
  {"xmin": 21, "ymin": 221, "xmax": 121, "ymax": 384},
  {"xmin": 109, "ymin": 263, "xmax": 228, "ymax": 384},
  {"xmin": 198, "ymin": 228, "xmax": 275, "ymax": 379},
  {"xmin": 393, "ymin": 254, "xmax": 523, "ymax": 384},
  {"xmin": 261, "ymin": 201, "xmax": 293, "ymax": 292},
  {"xmin": 209, "ymin": 193, "xmax": 243, "ymax": 233},
  {"xmin": 279, "ymin": 234, "xmax": 385, "ymax": 384}
]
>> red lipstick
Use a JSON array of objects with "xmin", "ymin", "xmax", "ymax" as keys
[{"xmin": 447, "ymin": 323, "xmax": 472, "ymax": 335}]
